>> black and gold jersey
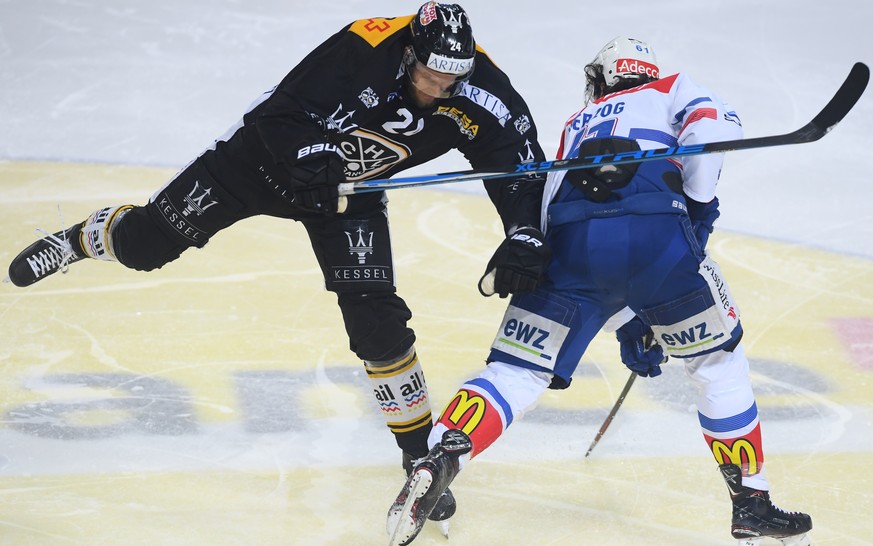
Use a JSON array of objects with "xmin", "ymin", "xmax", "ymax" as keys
[{"xmin": 227, "ymin": 14, "xmax": 545, "ymax": 230}]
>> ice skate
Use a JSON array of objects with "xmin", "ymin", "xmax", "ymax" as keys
[
  {"xmin": 402, "ymin": 450, "xmax": 457, "ymax": 537},
  {"xmin": 7, "ymin": 224, "xmax": 85, "ymax": 287},
  {"xmin": 719, "ymin": 464, "xmax": 812, "ymax": 546},
  {"xmin": 388, "ymin": 430, "xmax": 472, "ymax": 546},
  {"xmin": 7, "ymin": 205, "xmax": 133, "ymax": 287}
]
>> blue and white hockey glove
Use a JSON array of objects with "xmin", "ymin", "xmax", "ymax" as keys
[
  {"xmin": 478, "ymin": 227, "xmax": 551, "ymax": 298},
  {"xmin": 615, "ymin": 316, "xmax": 666, "ymax": 378},
  {"xmin": 686, "ymin": 196, "xmax": 720, "ymax": 250}
]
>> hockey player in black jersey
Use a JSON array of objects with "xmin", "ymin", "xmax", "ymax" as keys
[{"xmin": 6, "ymin": 2, "xmax": 551, "ymax": 531}]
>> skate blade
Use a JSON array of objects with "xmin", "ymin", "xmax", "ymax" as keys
[
  {"xmin": 434, "ymin": 519, "xmax": 450, "ymax": 538},
  {"xmin": 388, "ymin": 469, "xmax": 434, "ymax": 546},
  {"xmin": 779, "ymin": 534, "xmax": 811, "ymax": 546},
  {"xmin": 737, "ymin": 534, "xmax": 811, "ymax": 546}
]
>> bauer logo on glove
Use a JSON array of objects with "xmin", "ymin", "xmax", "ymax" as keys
[
  {"xmin": 478, "ymin": 226, "xmax": 551, "ymax": 298},
  {"xmin": 275, "ymin": 144, "xmax": 347, "ymax": 214}
]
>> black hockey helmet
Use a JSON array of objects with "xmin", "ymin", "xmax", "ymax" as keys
[{"xmin": 406, "ymin": 2, "xmax": 476, "ymax": 98}]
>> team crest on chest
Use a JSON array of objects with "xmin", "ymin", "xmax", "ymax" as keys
[{"xmin": 336, "ymin": 129, "xmax": 410, "ymax": 180}]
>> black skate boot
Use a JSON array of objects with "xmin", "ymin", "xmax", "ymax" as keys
[
  {"xmin": 402, "ymin": 451, "xmax": 457, "ymax": 522},
  {"xmin": 388, "ymin": 430, "xmax": 472, "ymax": 546},
  {"xmin": 719, "ymin": 464, "xmax": 812, "ymax": 546},
  {"xmin": 7, "ymin": 224, "xmax": 85, "ymax": 287}
]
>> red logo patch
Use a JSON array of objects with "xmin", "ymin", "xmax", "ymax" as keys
[
  {"xmin": 420, "ymin": 1, "xmax": 437, "ymax": 25},
  {"xmin": 616, "ymin": 58, "xmax": 659, "ymax": 79}
]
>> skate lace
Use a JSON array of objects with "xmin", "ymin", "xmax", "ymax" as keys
[
  {"xmin": 34, "ymin": 227, "xmax": 75, "ymax": 274},
  {"xmin": 769, "ymin": 500, "xmax": 803, "ymax": 517},
  {"xmin": 1, "ymin": 206, "xmax": 75, "ymax": 285},
  {"xmin": 36, "ymin": 205, "xmax": 76, "ymax": 274},
  {"xmin": 744, "ymin": 491, "xmax": 804, "ymax": 519}
]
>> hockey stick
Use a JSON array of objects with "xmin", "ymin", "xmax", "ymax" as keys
[
  {"xmin": 339, "ymin": 62, "xmax": 869, "ymax": 195},
  {"xmin": 584, "ymin": 372, "xmax": 637, "ymax": 458}
]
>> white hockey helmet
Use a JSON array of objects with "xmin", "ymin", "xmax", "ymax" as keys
[{"xmin": 585, "ymin": 36, "xmax": 660, "ymax": 102}]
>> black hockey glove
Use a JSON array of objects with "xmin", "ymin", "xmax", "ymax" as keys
[
  {"xmin": 615, "ymin": 316, "xmax": 666, "ymax": 378},
  {"xmin": 284, "ymin": 144, "xmax": 346, "ymax": 214},
  {"xmin": 686, "ymin": 196, "xmax": 720, "ymax": 250},
  {"xmin": 478, "ymin": 227, "xmax": 551, "ymax": 298}
]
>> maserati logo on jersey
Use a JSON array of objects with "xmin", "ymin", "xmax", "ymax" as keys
[
  {"xmin": 435, "ymin": 106, "xmax": 478, "ymax": 140},
  {"xmin": 345, "ymin": 227, "xmax": 374, "ymax": 264},
  {"xmin": 514, "ymin": 114, "xmax": 531, "ymax": 135},
  {"xmin": 336, "ymin": 128, "xmax": 410, "ymax": 180},
  {"xmin": 358, "ymin": 87, "xmax": 379, "ymax": 108},
  {"xmin": 517, "ymin": 139, "xmax": 536, "ymax": 163},
  {"xmin": 181, "ymin": 181, "xmax": 219, "ymax": 217},
  {"xmin": 616, "ymin": 58, "xmax": 659, "ymax": 79},
  {"xmin": 327, "ymin": 103, "xmax": 358, "ymax": 134}
]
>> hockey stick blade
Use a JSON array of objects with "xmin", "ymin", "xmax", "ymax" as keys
[
  {"xmin": 705, "ymin": 61, "xmax": 869, "ymax": 152},
  {"xmin": 340, "ymin": 62, "xmax": 868, "ymax": 195},
  {"xmin": 810, "ymin": 61, "xmax": 870, "ymax": 135}
]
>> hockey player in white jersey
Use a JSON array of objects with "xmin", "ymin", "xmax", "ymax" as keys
[{"xmin": 387, "ymin": 37, "xmax": 812, "ymax": 546}]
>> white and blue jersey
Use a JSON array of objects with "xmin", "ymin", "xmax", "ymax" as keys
[
  {"xmin": 542, "ymin": 72, "xmax": 742, "ymax": 226},
  {"xmin": 488, "ymin": 73, "xmax": 744, "ymax": 386}
]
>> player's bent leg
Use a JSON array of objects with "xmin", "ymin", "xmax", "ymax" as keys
[
  {"xmin": 363, "ymin": 345, "xmax": 434, "ymax": 457},
  {"xmin": 362, "ymin": 344, "xmax": 458, "ymax": 525},
  {"xmin": 685, "ymin": 345, "xmax": 769, "ymax": 488},
  {"xmin": 335, "ymin": 289, "xmax": 459, "ymax": 526},
  {"xmin": 686, "ymin": 347, "xmax": 812, "ymax": 543},
  {"xmin": 431, "ymin": 361, "xmax": 551, "ymax": 458},
  {"xmin": 388, "ymin": 361, "xmax": 549, "ymax": 544},
  {"xmin": 126, "ymin": 156, "xmax": 250, "ymax": 270},
  {"xmin": 110, "ymin": 205, "xmax": 192, "ymax": 271},
  {"xmin": 337, "ymin": 291, "xmax": 426, "ymax": 453},
  {"xmin": 9, "ymin": 156, "xmax": 252, "ymax": 286},
  {"xmin": 7, "ymin": 204, "xmax": 133, "ymax": 286}
]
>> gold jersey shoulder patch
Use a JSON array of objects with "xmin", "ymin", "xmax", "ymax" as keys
[
  {"xmin": 474, "ymin": 44, "xmax": 498, "ymax": 68},
  {"xmin": 349, "ymin": 15, "xmax": 414, "ymax": 48}
]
